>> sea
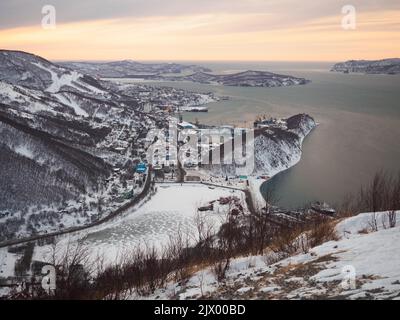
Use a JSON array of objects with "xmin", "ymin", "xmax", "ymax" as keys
[{"xmin": 134, "ymin": 61, "xmax": 400, "ymax": 209}]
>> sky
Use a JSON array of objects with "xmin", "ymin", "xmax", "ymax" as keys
[{"xmin": 0, "ymin": 0, "xmax": 399, "ymax": 61}]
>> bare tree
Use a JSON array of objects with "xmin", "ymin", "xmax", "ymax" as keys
[
  {"xmin": 369, "ymin": 212, "xmax": 379, "ymax": 232},
  {"xmin": 388, "ymin": 210, "xmax": 397, "ymax": 228}
]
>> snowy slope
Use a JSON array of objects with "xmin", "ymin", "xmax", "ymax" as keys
[
  {"xmin": 0, "ymin": 50, "xmax": 106, "ymax": 94},
  {"xmin": 204, "ymin": 114, "xmax": 316, "ymax": 208},
  {"xmin": 0, "ymin": 51, "xmax": 153, "ymax": 242},
  {"xmin": 254, "ymin": 114, "xmax": 316, "ymax": 177},
  {"xmin": 135, "ymin": 211, "xmax": 400, "ymax": 300}
]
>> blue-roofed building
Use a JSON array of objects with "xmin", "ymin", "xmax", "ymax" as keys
[{"xmin": 136, "ymin": 163, "xmax": 147, "ymax": 174}]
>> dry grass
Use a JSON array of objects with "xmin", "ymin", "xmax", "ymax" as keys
[
  {"xmin": 308, "ymin": 219, "xmax": 339, "ymax": 248},
  {"xmin": 268, "ymin": 218, "xmax": 339, "ymax": 257},
  {"xmin": 358, "ymin": 228, "xmax": 370, "ymax": 235}
]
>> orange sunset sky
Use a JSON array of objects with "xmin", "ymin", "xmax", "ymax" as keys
[{"xmin": 0, "ymin": 0, "xmax": 399, "ymax": 61}]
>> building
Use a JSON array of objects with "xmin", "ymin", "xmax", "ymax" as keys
[
  {"xmin": 136, "ymin": 163, "xmax": 147, "ymax": 174},
  {"xmin": 178, "ymin": 121, "xmax": 198, "ymax": 130}
]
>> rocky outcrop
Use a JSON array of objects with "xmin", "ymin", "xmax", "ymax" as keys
[{"xmin": 253, "ymin": 114, "xmax": 316, "ymax": 177}]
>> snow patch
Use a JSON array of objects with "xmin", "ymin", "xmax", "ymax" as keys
[
  {"xmin": 135, "ymin": 211, "xmax": 400, "ymax": 300},
  {"xmin": 14, "ymin": 144, "xmax": 34, "ymax": 160},
  {"xmin": 55, "ymin": 93, "xmax": 89, "ymax": 117}
]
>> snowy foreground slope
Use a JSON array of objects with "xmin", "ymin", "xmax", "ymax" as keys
[{"xmin": 134, "ymin": 211, "xmax": 400, "ymax": 300}]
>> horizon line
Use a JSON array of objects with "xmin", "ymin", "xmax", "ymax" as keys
[
  {"xmin": 50, "ymin": 58, "xmax": 398, "ymax": 63},
  {"xmin": 2, "ymin": 48, "xmax": 398, "ymax": 64}
]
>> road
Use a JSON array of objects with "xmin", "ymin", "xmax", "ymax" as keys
[{"xmin": 0, "ymin": 168, "xmax": 153, "ymax": 249}]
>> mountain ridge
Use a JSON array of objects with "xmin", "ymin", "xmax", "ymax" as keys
[
  {"xmin": 331, "ymin": 58, "xmax": 400, "ymax": 74},
  {"xmin": 59, "ymin": 60, "xmax": 311, "ymax": 87}
]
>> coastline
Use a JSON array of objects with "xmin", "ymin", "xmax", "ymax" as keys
[{"xmin": 248, "ymin": 122, "xmax": 318, "ymax": 210}]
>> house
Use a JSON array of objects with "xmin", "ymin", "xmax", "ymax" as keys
[{"xmin": 136, "ymin": 163, "xmax": 147, "ymax": 174}]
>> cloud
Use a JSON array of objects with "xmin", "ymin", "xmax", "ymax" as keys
[
  {"xmin": 0, "ymin": 1, "xmax": 399, "ymax": 61},
  {"xmin": 0, "ymin": 0, "xmax": 399, "ymax": 30},
  {"xmin": 1, "ymin": 9, "xmax": 399, "ymax": 61}
]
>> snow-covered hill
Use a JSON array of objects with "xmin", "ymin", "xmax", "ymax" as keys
[
  {"xmin": 203, "ymin": 114, "xmax": 316, "ymax": 178},
  {"xmin": 0, "ymin": 50, "xmax": 154, "ymax": 241},
  {"xmin": 253, "ymin": 114, "xmax": 316, "ymax": 177},
  {"xmin": 136, "ymin": 211, "xmax": 400, "ymax": 300},
  {"xmin": 61, "ymin": 60, "xmax": 311, "ymax": 88},
  {"xmin": 0, "ymin": 50, "xmax": 106, "ymax": 93},
  {"xmin": 331, "ymin": 59, "xmax": 400, "ymax": 74},
  {"xmin": 159, "ymin": 70, "xmax": 311, "ymax": 87}
]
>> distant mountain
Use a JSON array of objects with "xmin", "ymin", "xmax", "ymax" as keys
[
  {"xmin": 58, "ymin": 60, "xmax": 212, "ymax": 78},
  {"xmin": 331, "ymin": 59, "xmax": 400, "ymax": 74},
  {"xmin": 170, "ymin": 70, "xmax": 311, "ymax": 87},
  {"xmin": 61, "ymin": 61, "xmax": 310, "ymax": 88}
]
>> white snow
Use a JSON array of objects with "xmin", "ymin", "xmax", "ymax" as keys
[
  {"xmin": 84, "ymin": 184, "xmax": 246, "ymax": 260},
  {"xmin": 237, "ymin": 286, "xmax": 254, "ymax": 294},
  {"xmin": 336, "ymin": 210, "xmax": 400, "ymax": 236},
  {"xmin": 55, "ymin": 92, "xmax": 89, "ymax": 117},
  {"xmin": 259, "ymin": 286, "xmax": 281, "ymax": 293},
  {"xmin": 0, "ymin": 248, "xmax": 18, "ymax": 279},
  {"xmin": 0, "ymin": 81, "xmax": 54, "ymax": 113},
  {"xmin": 134, "ymin": 210, "xmax": 400, "ymax": 300},
  {"xmin": 14, "ymin": 144, "xmax": 34, "ymax": 160},
  {"xmin": 32, "ymin": 184, "xmax": 248, "ymax": 263},
  {"xmin": 32, "ymin": 62, "xmax": 103, "ymax": 94},
  {"xmin": 248, "ymin": 177, "xmax": 266, "ymax": 210},
  {"xmin": 0, "ymin": 81, "xmax": 37, "ymax": 103}
]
